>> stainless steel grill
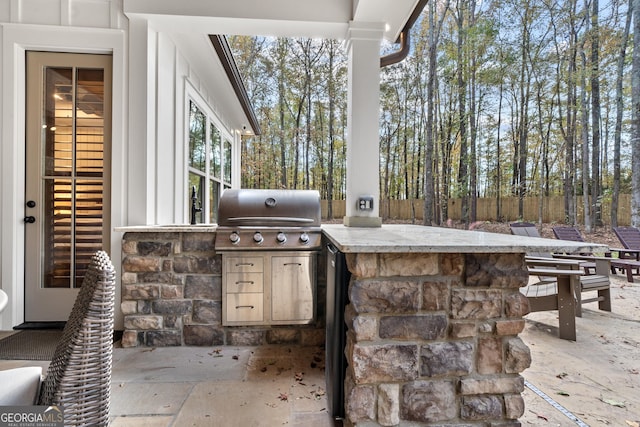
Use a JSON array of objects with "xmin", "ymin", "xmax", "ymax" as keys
[
  {"xmin": 215, "ymin": 189, "xmax": 322, "ymax": 251},
  {"xmin": 214, "ymin": 189, "xmax": 322, "ymax": 326}
]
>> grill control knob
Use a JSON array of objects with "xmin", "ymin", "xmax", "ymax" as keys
[
  {"xmin": 299, "ymin": 232, "xmax": 310, "ymax": 244},
  {"xmin": 253, "ymin": 232, "xmax": 264, "ymax": 244},
  {"xmin": 276, "ymin": 232, "xmax": 287, "ymax": 244},
  {"xmin": 229, "ymin": 232, "xmax": 240, "ymax": 244}
]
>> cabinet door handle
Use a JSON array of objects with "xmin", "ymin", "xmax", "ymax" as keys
[
  {"xmin": 235, "ymin": 281, "xmax": 255, "ymax": 285},
  {"xmin": 284, "ymin": 263, "xmax": 302, "ymax": 266},
  {"xmin": 235, "ymin": 263, "xmax": 254, "ymax": 267},
  {"xmin": 235, "ymin": 305, "xmax": 255, "ymax": 309}
]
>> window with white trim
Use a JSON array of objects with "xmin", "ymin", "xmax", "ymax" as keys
[{"xmin": 187, "ymin": 98, "xmax": 232, "ymax": 224}]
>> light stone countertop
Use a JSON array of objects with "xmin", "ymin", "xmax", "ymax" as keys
[
  {"xmin": 321, "ymin": 223, "xmax": 608, "ymax": 254},
  {"xmin": 114, "ymin": 223, "xmax": 607, "ymax": 255}
]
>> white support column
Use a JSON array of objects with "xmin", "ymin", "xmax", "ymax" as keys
[
  {"xmin": 127, "ymin": 18, "xmax": 157, "ymax": 225},
  {"xmin": 344, "ymin": 22, "xmax": 383, "ymax": 227}
]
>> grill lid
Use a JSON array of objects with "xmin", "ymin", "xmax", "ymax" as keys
[{"xmin": 217, "ymin": 189, "xmax": 321, "ymax": 228}]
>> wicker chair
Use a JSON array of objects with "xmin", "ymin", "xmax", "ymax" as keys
[{"xmin": 38, "ymin": 250, "xmax": 116, "ymax": 427}]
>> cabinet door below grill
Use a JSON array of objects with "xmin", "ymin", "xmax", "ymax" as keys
[{"xmin": 271, "ymin": 255, "xmax": 314, "ymax": 322}]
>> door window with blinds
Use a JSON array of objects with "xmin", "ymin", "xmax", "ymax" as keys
[
  {"xmin": 187, "ymin": 94, "xmax": 232, "ymax": 224},
  {"xmin": 27, "ymin": 54, "xmax": 111, "ymax": 290}
]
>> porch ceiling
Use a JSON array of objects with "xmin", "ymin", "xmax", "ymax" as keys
[{"xmin": 123, "ymin": 0, "xmax": 420, "ymax": 42}]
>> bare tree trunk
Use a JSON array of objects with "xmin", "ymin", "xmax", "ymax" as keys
[
  {"xmin": 277, "ymin": 40, "xmax": 288, "ymax": 189},
  {"xmin": 469, "ymin": 0, "xmax": 478, "ymax": 223},
  {"xmin": 518, "ymin": 49, "xmax": 529, "ymax": 220},
  {"xmin": 535, "ymin": 74, "xmax": 552, "ymax": 224},
  {"xmin": 403, "ymin": 85, "xmax": 410, "ymax": 200},
  {"xmin": 612, "ymin": 0, "xmax": 632, "ymax": 227},
  {"xmin": 632, "ymin": 0, "xmax": 640, "ymax": 227},
  {"xmin": 561, "ymin": 0, "xmax": 579, "ymax": 224},
  {"xmin": 456, "ymin": 0, "xmax": 469, "ymax": 225},
  {"xmin": 496, "ymin": 77, "xmax": 503, "ymax": 221},
  {"xmin": 515, "ymin": 1, "xmax": 534, "ymax": 220},
  {"xmin": 424, "ymin": 0, "xmax": 450, "ymax": 225},
  {"xmin": 293, "ymin": 106, "xmax": 303, "ymax": 189},
  {"xmin": 305, "ymin": 73, "xmax": 312, "ymax": 189},
  {"xmin": 580, "ymin": 48, "xmax": 591, "ymax": 231},
  {"xmin": 327, "ymin": 41, "xmax": 337, "ymax": 219},
  {"xmin": 590, "ymin": 0, "xmax": 602, "ymax": 227}
]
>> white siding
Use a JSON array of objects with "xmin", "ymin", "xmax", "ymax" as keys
[{"xmin": 1, "ymin": 0, "xmax": 116, "ymax": 28}]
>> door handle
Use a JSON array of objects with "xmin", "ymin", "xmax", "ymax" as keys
[{"xmin": 24, "ymin": 216, "xmax": 36, "ymax": 223}]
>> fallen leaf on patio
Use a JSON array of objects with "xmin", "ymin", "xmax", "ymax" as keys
[
  {"xmin": 601, "ymin": 397, "xmax": 626, "ymax": 408},
  {"xmin": 556, "ymin": 372, "xmax": 568, "ymax": 379},
  {"xmin": 628, "ymin": 368, "xmax": 639, "ymax": 375},
  {"xmin": 625, "ymin": 421, "xmax": 639, "ymax": 427},
  {"xmin": 232, "ymin": 355, "xmax": 239, "ymax": 360},
  {"xmin": 278, "ymin": 393, "xmax": 289, "ymax": 401},
  {"xmin": 294, "ymin": 372, "xmax": 304, "ymax": 382},
  {"xmin": 261, "ymin": 366, "xmax": 268, "ymax": 372},
  {"xmin": 557, "ymin": 391, "xmax": 570, "ymax": 396},
  {"xmin": 528, "ymin": 409, "xmax": 548, "ymax": 421}
]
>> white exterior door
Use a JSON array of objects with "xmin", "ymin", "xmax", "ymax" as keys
[{"xmin": 24, "ymin": 52, "xmax": 112, "ymax": 322}]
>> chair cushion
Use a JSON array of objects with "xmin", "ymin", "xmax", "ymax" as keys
[{"xmin": 0, "ymin": 367, "xmax": 43, "ymax": 405}]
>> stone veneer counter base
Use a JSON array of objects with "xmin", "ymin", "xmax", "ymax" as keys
[
  {"xmin": 320, "ymin": 223, "xmax": 604, "ymax": 426},
  {"xmin": 116, "ymin": 223, "xmax": 606, "ymax": 426}
]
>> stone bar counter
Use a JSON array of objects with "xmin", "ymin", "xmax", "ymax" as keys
[
  {"xmin": 321, "ymin": 224, "xmax": 603, "ymax": 426},
  {"xmin": 116, "ymin": 223, "xmax": 603, "ymax": 426}
]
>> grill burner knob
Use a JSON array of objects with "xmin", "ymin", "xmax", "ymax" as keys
[
  {"xmin": 229, "ymin": 232, "xmax": 240, "ymax": 244},
  {"xmin": 299, "ymin": 232, "xmax": 310, "ymax": 244},
  {"xmin": 276, "ymin": 232, "xmax": 287, "ymax": 244},
  {"xmin": 253, "ymin": 232, "xmax": 264, "ymax": 244}
]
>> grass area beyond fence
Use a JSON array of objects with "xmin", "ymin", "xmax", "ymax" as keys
[{"xmin": 321, "ymin": 194, "xmax": 632, "ymax": 226}]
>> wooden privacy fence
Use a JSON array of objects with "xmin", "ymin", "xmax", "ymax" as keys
[{"xmin": 321, "ymin": 194, "xmax": 633, "ymax": 226}]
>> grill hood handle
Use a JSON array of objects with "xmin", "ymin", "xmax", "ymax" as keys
[{"xmin": 224, "ymin": 216, "xmax": 315, "ymax": 225}]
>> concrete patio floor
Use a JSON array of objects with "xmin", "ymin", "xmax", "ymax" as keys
[
  {"xmin": 0, "ymin": 276, "xmax": 638, "ymax": 426},
  {"xmin": 519, "ymin": 275, "xmax": 640, "ymax": 426},
  {"xmin": 0, "ymin": 343, "xmax": 337, "ymax": 426}
]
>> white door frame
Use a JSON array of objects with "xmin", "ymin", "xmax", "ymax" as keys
[{"xmin": 0, "ymin": 23, "xmax": 126, "ymax": 329}]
